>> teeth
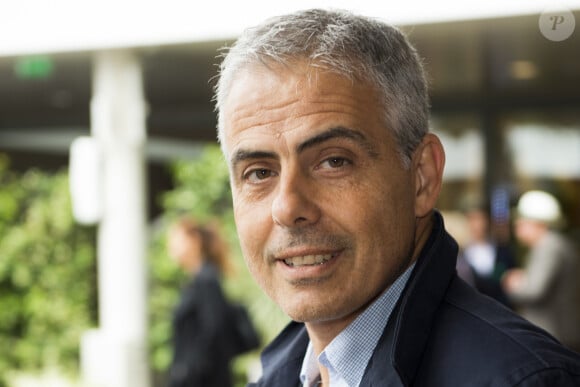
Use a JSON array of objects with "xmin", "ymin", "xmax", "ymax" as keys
[{"xmin": 283, "ymin": 254, "xmax": 332, "ymax": 267}]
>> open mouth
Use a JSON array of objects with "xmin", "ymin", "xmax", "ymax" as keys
[{"xmin": 283, "ymin": 253, "xmax": 334, "ymax": 267}]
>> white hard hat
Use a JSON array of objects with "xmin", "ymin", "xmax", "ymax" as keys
[{"xmin": 517, "ymin": 190, "xmax": 562, "ymax": 225}]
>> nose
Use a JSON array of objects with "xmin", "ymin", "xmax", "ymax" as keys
[{"xmin": 271, "ymin": 170, "xmax": 321, "ymax": 228}]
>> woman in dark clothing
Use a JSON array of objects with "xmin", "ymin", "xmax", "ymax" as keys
[{"xmin": 166, "ymin": 217, "xmax": 236, "ymax": 387}]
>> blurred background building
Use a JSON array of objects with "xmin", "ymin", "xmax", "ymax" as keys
[
  {"xmin": 2, "ymin": 1, "xmax": 579, "ymax": 223},
  {"xmin": 0, "ymin": 1, "xmax": 579, "ymax": 386}
]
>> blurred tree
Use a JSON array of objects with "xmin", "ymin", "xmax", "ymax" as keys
[
  {"xmin": 0, "ymin": 144, "xmax": 290, "ymax": 387},
  {"xmin": 147, "ymin": 145, "xmax": 289, "ymax": 387},
  {"xmin": 0, "ymin": 154, "xmax": 97, "ymax": 386}
]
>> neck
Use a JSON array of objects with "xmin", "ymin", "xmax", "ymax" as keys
[
  {"xmin": 184, "ymin": 258, "xmax": 203, "ymax": 275},
  {"xmin": 317, "ymin": 368, "xmax": 329, "ymax": 387},
  {"xmin": 408, "ymin": 211, "xmax": 435, "ymax": 267},
  {"xmin": 305, "ymin": 314, "xmax": 353, "ymax": 356}
]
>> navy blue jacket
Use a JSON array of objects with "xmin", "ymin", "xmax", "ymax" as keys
[
  {"xmin": 250, "ymin": 212, "xmax": 580, "ymax": 386},
  {"xmin": 169, "ymin": 263, "xmax": 234, "ymax": 387}
]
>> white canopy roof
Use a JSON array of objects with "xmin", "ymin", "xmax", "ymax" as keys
[{"xmin": 1, "ymin": 0, "xmax": 577, "ymax": 56}]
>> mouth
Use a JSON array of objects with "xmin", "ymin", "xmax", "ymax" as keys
[{"xmin": 282, "ymin": 252, "xmax": 337, "ymax": 267}]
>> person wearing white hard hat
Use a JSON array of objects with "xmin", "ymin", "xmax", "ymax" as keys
[{"xmin": 503, "ymin": 190, "xmax": 580, "ymax": 351}]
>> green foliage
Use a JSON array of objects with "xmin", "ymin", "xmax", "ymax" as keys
[
  {"xmin": 0, "ymin": 155, "xmax": 97, "ymax": 386},
  {"xmin": 148, "ymin": 145, "xmax": 289, "ymax": 385},
  {"xmin": 0, "ymin": 143, "xmax": 290, "ymax": 386}
]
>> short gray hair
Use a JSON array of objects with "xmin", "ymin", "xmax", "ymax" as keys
[{"xmin": 214, "ymin": 8, "xmax": 429, "ymax": 166}]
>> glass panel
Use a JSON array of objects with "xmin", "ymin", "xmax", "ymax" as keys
[
  {"xmin": 501, "ymin": 109, "xmax": 580, "ymax": 238},
  {"xmin": 507, "ymin": 124, "xmax": 580, "ymax": 178},
  {"xmin": 431, "ymin": 113, "xmax": 484, "ymax": 212}
]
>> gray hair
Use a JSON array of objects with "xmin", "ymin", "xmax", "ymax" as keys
[{"xmin": 213, "ymin": 8, "xmax": 429, "ymax": 166}]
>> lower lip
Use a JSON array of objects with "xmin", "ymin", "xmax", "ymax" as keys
[{"xmin": 276, "ymin": 253, "xmax": 341, "ymax": 282}]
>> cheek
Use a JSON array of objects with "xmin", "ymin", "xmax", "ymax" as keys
[
  {"xmin": 352, "ymin": 177, "xmax": 415, "ymax": 247},
  {"xmin": 359, "ymin": 172, "xmax": 414, "ymax": 215},
  {"xmin": 233, "ymin": 197, "xmax": 271, "ymax": 263}
]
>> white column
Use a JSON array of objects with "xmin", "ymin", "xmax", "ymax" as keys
[{"xmin": 81, "ymin": 50, "xmax": 150, "ymax": 387}]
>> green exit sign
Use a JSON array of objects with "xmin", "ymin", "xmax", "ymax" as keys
[{"xmin": 14, "ymin": 56, "xmax": 54, "ymax": 80}]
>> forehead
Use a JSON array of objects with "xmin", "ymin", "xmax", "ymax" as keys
[{"xmin": 221, "ymin": 62, "xmax": 386, "ymax": 154}]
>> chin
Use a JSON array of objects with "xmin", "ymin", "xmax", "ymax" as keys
[
  {"xmin": 281, "ymin": 302, "xmax": 323, "ymax": 322},
  {"xmin": 283, "ymin": 303, "xmax": 349, "ymax": 324}
]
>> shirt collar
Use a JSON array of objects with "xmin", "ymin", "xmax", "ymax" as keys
[
  {"xmin": 299, "ymin": 263, "xmax": 415, "ymax": 387},
  {"xmin": 300, "ymin": 342, "xmax": 319, "ymax": 387}
]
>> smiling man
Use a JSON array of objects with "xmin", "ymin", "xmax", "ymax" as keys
[{"xmin": 213, "ymin": 9, "xmax": 580, "ymax": 387}]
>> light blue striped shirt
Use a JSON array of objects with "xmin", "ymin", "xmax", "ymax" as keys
[{"xmin": 300, "ymin": 263, "xmax": 415, "ymax": 387}]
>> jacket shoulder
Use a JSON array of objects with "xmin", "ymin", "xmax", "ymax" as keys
[
  {"xmin": 249, "ymin": 321, "xmax": 308, "ymax": 387},
  {"xmin": 417, "ymin": 277, "xmax": 580, "ymax": 386}
]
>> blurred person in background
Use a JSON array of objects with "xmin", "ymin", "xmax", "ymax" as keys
[
  {"xmin": 457, "ymin": 201, "xmax": 516, "ymax": 307},
  {"xmin": 166, "ymin": 216, "xmax": 239, "ymax": 387},
  {"xmin": 214, "ymin": 8, "xmax": 580, "ymax": 387},
  {"xmin": 503, "ymin": 190, "xmax": 580, "ymax": 351}
]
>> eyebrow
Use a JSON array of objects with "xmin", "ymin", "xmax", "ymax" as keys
[
  {"xmin": 296, "ymin": 126, "xmax": 378, "ymax": 157},
  {"xmin": 231, "ymin": 150, "xmax": 278, "ymax": 168},
  {"xmin": 230, "ymin": 126, "xmax": 379, "ymax": 168}
]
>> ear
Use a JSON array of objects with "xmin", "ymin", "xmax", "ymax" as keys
[{"xmin": 413, "ymin": 133, "xmax": 445, "ymax": 218}]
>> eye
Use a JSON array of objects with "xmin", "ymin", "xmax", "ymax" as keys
[
  {"xmin": 245, "ymin": 168, "xmax": 275, "ymax": 183},
  {"xmin": 320, "ymin": 157, "xmax": 350, "ymax": 169}
]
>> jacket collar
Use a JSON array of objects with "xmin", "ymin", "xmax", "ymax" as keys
[
  {"xmin": 251, "ymin": 321, "xmax": 309, "ymax": 387},
  {"xmin": 364, "ymin": 210, "xmax": 458, "ymax": 386}
]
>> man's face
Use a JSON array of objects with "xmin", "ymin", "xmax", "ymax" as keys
[
  {"xmin": 466, "ymin": 210, "xmax": 489, "ymax": 242},
  {"xmin": 514, "ymin": 218, "xmax": 546, "ymax": 247},
  {"xmin": 222, "ymin": 63, "xmax": 420, "ymax": 326}
]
